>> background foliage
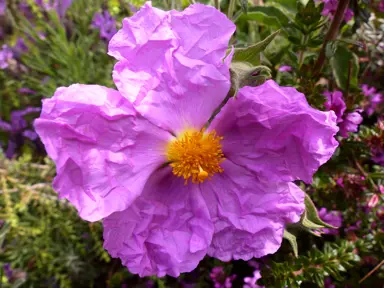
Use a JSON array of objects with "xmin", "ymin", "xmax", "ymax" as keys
[{"xmin": 0, "ymin": 0, "xmax": 383, "ymax": 287}]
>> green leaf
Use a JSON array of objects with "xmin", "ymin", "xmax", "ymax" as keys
[
  {"xmin": 330, "ymin": 44, "xmax": 359, "ymax": 91},
  {"xmin": 236, "ymin": 6, "xmax": 289, "ymax": 29},
  {"xmin": 325, "ymin": 41, "xmax": 338, "ymax": 59},
  {"xmin": 283, "ymin": 230, "xmax": 299, "ymax": 257},
  {"xmin": 231, "ymin": 30, "xmax": 280, "ymax": 65},
  {"xmin": 302, "ymin": 194, "xmax": 338, "ymax": 229}
]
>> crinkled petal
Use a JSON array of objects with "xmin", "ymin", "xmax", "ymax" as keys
[
  {"xmin": 34, "ymin": 84, "xmax": 172, "ymax": 221},
  {"xmin": 109, "ymin": 2, "xmax": 235, "ymax": 134},
  {"xmin": 210, "ymin": 80, "xmax": 339, "ymax": 183},
  {"xmin": 103, "ymin": 167, "xmax": 213, "ymax": 277},
  {"xmin": 200, "ymin": 160, "xmax": 304, "ymax": 261}
]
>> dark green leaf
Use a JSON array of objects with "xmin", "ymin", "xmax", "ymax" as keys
[
  {"xmin": 330, "ymin": 44, "xmax": 359, "ymax": 90},
  {"xmin": 302, "ymin": 193, "xmax": 338, "ymax": 229}
]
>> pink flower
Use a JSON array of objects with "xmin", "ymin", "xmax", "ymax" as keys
[
  {"xmin": 318, "ymin": 208, "xmax": 342, "ymax": 235},
  {"xmin": 35, "ymin": 3, "xmax": 339, "ymax": 277},
  {"xmin": 367, "ymin": 194, "xmax": 379, "ymax": 208},
  {"xmin": 320, "ymin": 0, "xmax": 354, "ymax": 22},
  {"xmin": 243, "ymin": 263, "xmax": 264, "ymax": 288},
  {"xmin": 323, "ymin": 91, "xmax": 346, "ymax": 123},
  {"xmin": 210, "ymin": 267, "xmax": 236, "ymax": 288},
  {"xmin": 278, "ymin": 65, "xmax": 292, "ymax": 72},
  {"xmin": 339, "ymin": 111, "xmax": 363, "ymax": 138}
]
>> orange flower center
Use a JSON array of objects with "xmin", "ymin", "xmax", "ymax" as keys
[{"xmin": 166, "ymin": 129, "xmax": 225, "ymax": 184}]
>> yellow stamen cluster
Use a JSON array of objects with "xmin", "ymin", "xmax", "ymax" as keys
[{"xmin": 167, "ymin": 129, "xmax": 225, "ymax": 184}]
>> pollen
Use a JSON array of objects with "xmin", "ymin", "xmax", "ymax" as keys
[{"xmin": 167, "ymin": 129, "xmax": 225, "ymax": 184}]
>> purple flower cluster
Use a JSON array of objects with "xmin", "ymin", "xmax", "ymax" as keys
[
  {"xmin": 243, "ymin": 262, "xmax": 264, "ymax": 288},
  {"xmin": 278, "ymin": 65, "xmax": 292, "ymax": 72},
  {"xmin": 318, "ymin": 0, "xmax": 354, "ymax": 22},
  {"xmin": 210, "ymin": 267, "xmax": 236, "ymax": 288},
  {"xmin": 91, "ymin": 11, "xmax": 117, "ymax": 41},
  {"xmin": 0, "ymin": 45, "xmax": 13, "ymax": 69},
  {"xmin": 323, "ymin": 91, "xmax": 363, "ymax": 138},
  {"xmin": 318, "ymin": 207, "xmax": 342, "ymax": 235},
  {"xmin": 361, "ymin": 84, "xmax": 383, "ymax": 116},
  {"xmin": 36, "ymin": 0, "xmax": 72, "ymax": 18},
  {"xmin": 0, "ymin": 107, "xmax": 41, "ymax": 158}
]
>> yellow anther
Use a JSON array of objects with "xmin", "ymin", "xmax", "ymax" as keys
[{"xmin": 167, "ymin": 129, "xmax": 224, "ymax": 184}]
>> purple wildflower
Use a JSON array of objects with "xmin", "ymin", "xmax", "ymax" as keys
[
  {"xmin": 0, "ymin": 0, "xmax": 6, "ymax": 15},
  {"xmin": 3, "ymin": 263, "xmax": 13, "ymax": 280},
  {"xmin": 91, "ymin": 11, "xmax": 117, "ymax": 41},
  {"xmin": 320, "ymin": 0, "xmax": 354, "ymax": 22},
  {"xmin": 318, "ymin": 208, "xmax": 342, "ymax": 235},
  {"xmin": 324, "ymin": 277, "xmax": 336, "ymax": 288},
  {"xmin": 345, "ymin": 220, "xmax": 362, "ymax": 233},
  {"xmin": 379, "ymin": 0, "xmax": 384, "ymax": 12},
  {"xmin": 36, "ymin": 0, "xmax": 72, "ymax": 18},
  {"xmin": 243, "ymin": 263, "xmax": 264, "ymax": 288},
  {"xmin": 0, "ymin": 107, "xmax": 41, "ymax": 158},
  {"xmin": 339, "ymin": 111, "xmax": 363, "ymax": 138},
  {"xmin": 210, "ymin": 267, "xmax": 236, "ymax": 288},
  {"xmin": 361, "ymin": 84, "xmax": 383, "ymax": 116},
  {"xmin": 18, "ymin": 88, "xmax": 36, "ymax": 95},
  {"xmin": 324, "ymin": 91, "xmax": 346, "ymax": 123},
  {"xmin": 278, "ymin": 65, "xmax": 292, "ymax": 72},
  {"xmin": 35, "ymin": 3, "xmax": 339, "ymax": 277},
  {"xmin": 0, "ymin": 45, "xmax": 13, "ymax": 69}
]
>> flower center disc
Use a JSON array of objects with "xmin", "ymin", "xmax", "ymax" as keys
[{"xmin": 167, "ymin": 129, "xmax": 225, "ymax": 184}]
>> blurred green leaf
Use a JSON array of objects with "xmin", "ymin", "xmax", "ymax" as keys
[{"xmin": 330, "ymin": 44, "xmax": 359, "ymax": 90}]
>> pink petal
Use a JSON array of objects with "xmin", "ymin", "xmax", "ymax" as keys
[
  {"xmin": 109, "ymin": 2, "xmax": 235, "ymax": 134},
  {"xmin": 210, "ymin": 80, "xmax": 339, "ymax": 183},
  {"xmin": 35, "ymin": 84, "xmax": 172, "ymax": 221},
  {"xmin": 103, "ymin": 167, "xmax": 213, "ymax": 277},
  {"xmin": 201, "ymin": 160, "xmax": 305, "ymax": 261}
]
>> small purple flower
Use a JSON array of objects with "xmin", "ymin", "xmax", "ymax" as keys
[
  {"xmin": 0, "ymin": 0, "xmax": 6, "ymax": 15},
  {"xmin": 379, "ymin": 0, "xmax": 384, "ymax": 12},
  {"xmin": 36, "ymin": 0, "xmax": 72, "ymax": 19},
  {"xmin": 0, "ymin": 45, "xmax": 14, "ymax": 69},
  {"xmin": 324, "ymin": 277, "xmax": 336, "ymax": 288},
  {"xmin": 243, "ymin": 262, "xmax": 264, "ymax": 288},
  {"xmin": 339, "ymin": 111, "xmax": 363, "ymax": 138},
  {"xmin": 18, "ymin": 88, "xmax": 36, "ymax": 95},
  {"xmin": 345, "ymin": 220, "xmax": 362, "ymax": 233},
  {"xmin": 278, "ymin": 65, "xmax": 292, "ymax": 72},
  {"xmin": 318, "ymin": 208, "xmax": 342, "ymax": 235},
  {"xmin": 320, "ymin": 0, "xmax": 354, "ymax": 22},
  {"xmin": 0, "ymin": 107, "xmax": 41, "ymax": 158},
  {"xmin": 210, "ymin": 267, "xmax": 236, "ymax": 288},
  {"xmin": 361, "ymin": 84, "xmax": 383, "ymax": 116},
  {"xmin": 91, "ymin": 11, "xmax": 117, "ymax": 41},
  {"xmin": 3, "ymin": 263, "xmax": 13, "ymax": 280},
  {"xmin": 323, "ymin": 91, "xmax": 346, "ymax": 123}
]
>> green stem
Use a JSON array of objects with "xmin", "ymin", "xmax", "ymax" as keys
[{"xmin": 227, "ymin": 0, "xmax": 236, "ymax": 20}]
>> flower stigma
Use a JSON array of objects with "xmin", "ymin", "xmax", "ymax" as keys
[{"xmin": 166, "ymin": 129, "xmax": 225, "ymax": 184}]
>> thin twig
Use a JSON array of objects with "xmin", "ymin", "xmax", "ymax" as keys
[
  {"xmin": 359, "ymin": 259, "xmax": 384, "ymax": 284},
  {"xmin": 313, "ymin": 0, "xmax": 350, "ymax": 76},
  {"xmin": 204, "ymin": 93, "xmax": 233, "ymax": 130}
]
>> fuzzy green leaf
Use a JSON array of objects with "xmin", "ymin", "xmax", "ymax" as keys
[
  {"xmin": 283, "ymin": 230, "xmax": 299, "ymax": 257},
  {"xmin": 231, "ymin": 30, "xmax": 280, "ymax": 66},
  {"xmin": 302, "ymin": 194, "xmax": 338, "ymax": 229}
]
